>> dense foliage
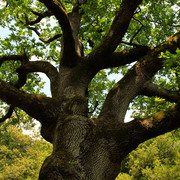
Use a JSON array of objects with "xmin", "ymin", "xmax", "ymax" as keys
[
  {"xmin": 1, "ymin": 121, "xmax": 179, "ymax": 180},
  {"xmin": 116, "ymin": 131, "xmax": 180, "ymax": 180},
  {"xmin": 0, "ymin": 123, "xmax": 52, "ymax": 180},
  {"xmin": 0, "ymin": 0, "xmax": 179, "ymax": 117}
]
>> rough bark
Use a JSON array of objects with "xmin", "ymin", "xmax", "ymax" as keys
[
  {"xmin": 39, "ymin": 30, "xmax": 180, "ymax": 179},
  {"xmin": 0, "ymin": 1, "xmax": 180, "ymax": 180}
]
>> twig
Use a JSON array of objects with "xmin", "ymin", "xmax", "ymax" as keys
[
  {"xmin": 28, "ymin": 27, "xmax": 62, "ymax": 43},
  {"xmin": 89, "ymin": 101, "xmax": 99, "ymax": 114},
  {"xmin": 130, "ymin": 17, "xmax": 144, "ymax": 45}
]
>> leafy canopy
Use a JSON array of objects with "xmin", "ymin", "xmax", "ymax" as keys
[
  {"xmin": 0, "ymin": 123, "xmax": 52, "ymax": 180},
  {"xmin": 0, "ymin": 0, "xmax": 180, "ymax": 118},
  {"xmin": 116, "ymin": 131, "xmax": 180, "ymax": 180}
]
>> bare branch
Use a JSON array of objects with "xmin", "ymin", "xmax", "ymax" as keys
[
  {"xmin": 0, "ymin": 106, "xmax": 14, "ymax": 123},
  {"xmin": 129, "ymin": 17, "xmax": 144, "ymax": 44},
  {"xmin": 28, "ymin": 27, "xmax": 62, "ymax": 43},
  {"xmin": 140, "ymin": 81, "xmax": 180, "ymax": 103},
  {"xmin": 28, "ymin": 10, "xmax": 53, "ymax": 25}
]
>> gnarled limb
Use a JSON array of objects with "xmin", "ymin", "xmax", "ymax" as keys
[
  {"xmin": 126, "ymin": 102, "xmax": 180, "ymax": 148},
  {"xmin": 0, "ymin": 71, "xmax": 27, "ymax": 123},
  {"xmin": 0, "ymin": 77, "xmax": 60, "ymax": 142},
  {"xmin": 0, "ymin": 54, "xmax": 59, "ymax": 120},
  {"xmin": 17, "ymin": 61, "xmax": 59, "ymax": 97},
  {"xmin": 17, "ymin": 61, "xmax": 58, "ymax": 83},
  {"xmin": 97, "ymin": 102, "xmax": 180, "ymax": 162},
  {"xmin": 0, "ymin": 54, "xmax": 60, "ymax": 121},
  {"xmin": 100, "ymin": 46, "xmax": 150, "ymax": 69},
  {"xmin": 0, "ymin": 54, "xmax": 27, "ymax": 65},
  {"xmin": 39, "ymin": 0, "xmax": 77, "ymax": 64},
  {"xmin": 0, "ymin": 53, "xmax": 28, "ymax": 122},
  {"xmin": 98, "ymin": 31, "xmax": 180, "ymax": 122},
  {"xmin": 140, "ymin": 81, "xmax": 180, "ymax": 103},
  {"xmin": 0, "ymin": 55, "xmax": 59, "ymax": 94},
  {"xmin": 0, "ymin": 79, "xmax": 59, "ymax": 123}
]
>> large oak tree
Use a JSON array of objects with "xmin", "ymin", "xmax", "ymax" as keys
[{"xmin": 0, "ymin": 0, "xmax": 180, "ymax": 179}]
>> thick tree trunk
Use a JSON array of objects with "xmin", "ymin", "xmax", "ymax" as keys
[
  {"xmin": 39, "ymin": 116, "xmax": 125, "ymax": 180},
  {"xmin": 38, "ymin": 87, "xmax": 180, "ymax": 180},
  {"xmin": 39, "ymin": 104, "xmax": 180, "ymax": 180}
]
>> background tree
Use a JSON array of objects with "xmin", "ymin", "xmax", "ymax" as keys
[
  {"xmin": 0, "ymin": 0, "xmax": 180, "ymax": 179},
  {"xmin": 0, "ymin": 123, "xmax": 52, "ymax": 180},
  {"xmin": 116, "ymin": 131, "xmax": 180, "ymax": 180}
]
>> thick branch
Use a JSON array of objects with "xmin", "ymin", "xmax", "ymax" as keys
[
  {"xmin": 0, "ymin": 79, "xmax": 59, "ymax": 123},
  {"xmin": 0, "ymin": 54, "xmax": 26, "ymax": 66},
  {"xmin": 39, "ymin": 0, "xmax": 77, "ymax": 63},
  {"xmin": 127, "ymin": 102, "xmax": 180, "ymax": 146},
  {"xmin": 140, "ymin": 81, "xmax": 180, "ymax": 103},
  {"xmin": 98, "ymin": 31, "xmax": 180, "ymax": 122},
  {"xmin": 67, "ymin": 0, "xmax": 87, "ymax": 56},
  {"xmin": 0, "ymin": 69, "xmax": 28, "ymax": 122},
  {"xmin": 100, "ymin": 46, "xmax": 150, "ymax": 69},
  {"xmin": 96, "ymin": 103, "xmax": 180, "ymax": 161},
  {"xmin": 17, "ymin": 61, "xmax": 59, "ymax": 97},
  {"xmin": 89, "ymin": 0, "xmax": 143, "ymax": 58},
  {"xmin": 18, "ymin": 61, "xmax": 58, "ymax": 80}
]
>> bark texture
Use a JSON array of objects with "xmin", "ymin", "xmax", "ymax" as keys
[{"xmin": 0, "ymin": 0, "xmax": 180, "ymax": 180}]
